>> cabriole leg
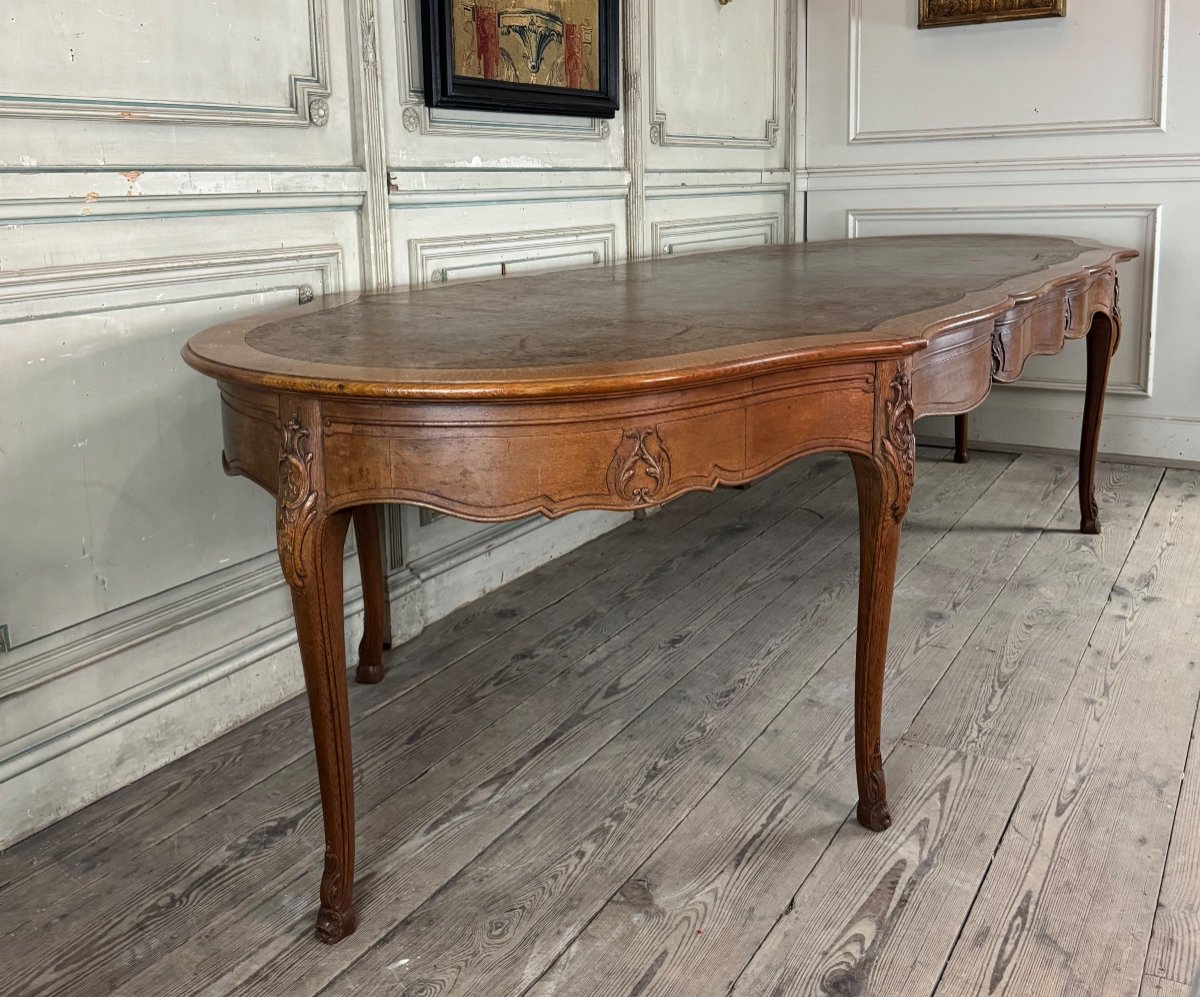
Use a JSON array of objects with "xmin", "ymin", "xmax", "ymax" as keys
[
  {"xmin": 352, "ymin": 506, "xmax": 390, "ymax": 685},
  {"xmin": 1080, "ymin": 309, "xmax": 1119, "ymax": 535},
  {"xmin": 848, "ymin": 363, "xmax": 915, "ymax": 832},
  {"xmin": 277, "ymin": 405, "xmax": 359, "ymax": 943}
]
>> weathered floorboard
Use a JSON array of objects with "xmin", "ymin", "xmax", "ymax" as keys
[
  {"xmin": 905, "ymin": 462, "xmax": 1163, "ymax": 763},
  {"xmin": 934, "ymin": 470, "xmax": 1200, "ymax": 997},
  {"xmin": 117, "ymin": 460, "xmax": 882, "ymax": 997},
  {"xmin": 1145, "ymin": 707, "xmax": 1200, "ymax": 987},
  {"xmin": 733, "ymin": 741, "xmax": 1029, "ymax": 997},
  {"xmin": 525, "ymin": 453, "xmax": 1072, "ymax": 997},
  {"xmin": 138, "ymin": 457, "xmax": 975, "ymax": 997},
  {"xmin": 1140, "ymin": 472, "xmax": 1200, "ymax": 989},
  {"xmin": 1141, "ymin": 974, "xmax": 1193, "ymax": 997},
  {"xmin": 5, "ymin": 449, "xmax": 1195, "ymax": 997},
  {"xmin": 307, "ymin": 457, "xmax": 1004, "ymax": 997},
  {"xmin": 0, "ymin": 458, "xmax": 854, "ymax": 995},
  {"xmin": 0, "ymin": 481, "xmax": 752, "ymax": 909}
]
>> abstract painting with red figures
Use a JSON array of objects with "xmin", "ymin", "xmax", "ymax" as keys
[
  {"xmin": 452, "ymin": 0, "xmax": 600, "ymax": 91},
  {"xmin": 421, "ymin": 0, "xmax": 618, "ymax": 117}
]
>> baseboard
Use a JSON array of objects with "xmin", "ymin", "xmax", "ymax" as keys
[
  {"xmin": 921, "ymin": 407, "xmax": 1200, "ymax": 469},
  {"xmin": 919, "ymin": 432, "xmax": 1200, "ymax": 472},
  {"xmin": 403, "ymin": 511, "xmax": 629, "ymax": 625},
  {"xmin": 0, "ymin": 510, "xmax": 628, "ymax": 849}
]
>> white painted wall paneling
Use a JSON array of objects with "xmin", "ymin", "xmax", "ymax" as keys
[
  {"xmin": 644, "ymin": 0, "xmax": 792, "ymax": 171},
  {"xmin": 806, "ymin": 1, "xmax": 1199, "ymax": 463},
  {"xmin": 0, "ymin": 1, "xmax": 359, "ymax": 169},
  {"xmin": 806, "ymin": 0, "xmax": 1200, "ymax": 172},
  {"xmin": 0, "ymin": 0, "xmax": 807, "ymax": 849}
]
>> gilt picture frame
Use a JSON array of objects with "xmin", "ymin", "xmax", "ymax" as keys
[
  {"xmin": 919, "ymin": 0, "xmax": 1066, "ymax": 29},
  {"xmin": 421, "ymin": 0, "xmax": 620, "ymax": 118}
]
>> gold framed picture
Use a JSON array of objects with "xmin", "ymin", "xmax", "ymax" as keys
[{"xmin": 919, "ymin": 0, "xmax": 1066, "ymax": 29}]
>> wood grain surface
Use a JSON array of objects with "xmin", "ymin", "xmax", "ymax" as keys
[
  {"xmin": 934, "ymin": 470, "xmax": 1200, "ymax": 997},
  {"xmin": 904, "ymin": 463, "xmax": 1163, "ymax": 763},
  {"xmin": 734, "ymin": 742, "xmax": 1030, "ymax": 997},
  {"xmin": 1139, "ymin": 472, "xmax": 1200, "ymax": 989},
  {"xmin": 7, "ymin": 456, "xmax": 1199, "ymax": 997},
  {"xmin": 1141, "ymin": 975, "xmax": 1194, "ymax": 997},
  {"xmin": 524, "ymin": 453, "xmax": 1076, "ymax": 997},
  {"xmin": 182, "ymin": 235, "xmax": 1129, "ymax": 401},
  {"xmin": 4, "ymin": 456, "xmax": 850, "ymax": 996},
  {"xmin": 0, "ymin": 482, "xmax": 731, "ymax": 929},
  {"xmin": 120, "ymin": 458, "xmax": 872, "ymax": 997}
]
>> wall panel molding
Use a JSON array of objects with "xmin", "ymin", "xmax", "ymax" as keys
[
  {"xmin": 0, "ymin": 1, "xmax": 333, "ymax": 127},
  {"xmin": 646, "ymin": 0, "xmax": 785, "ymax": 149},
  {"xmin": 624, "ymin": 0, "xmax": 648, "ymax": 259},
  {"xmin": 847, "ymin": 203, "xmax": 1160, "ymax": 396},
  {"xmin": 0, "ymin": 0, "xmax": 806, "ymax": 846},
  {"xmin": 805, "ymin": 155, "xmax": 1200, "ymax": 189},
  {"xmin": 349, "ymin": 0, "xmax": 395, "ymax": 288},
  {"xmin": 0, "ymin": 184, "xmax": 366, "ymax": 226},
  {"xmin": 645, "ymin": 174, "xmax": 793, "ymax": 200},
  {"xmin": 652, "ymin": 212, "xmax": 782, "ymax": 257},
  {"xmin": 387, "ymin": 170, "xmax": 629, "ymax": 208},
  {"xmin": 0, "ymin": 246, "xmax": 345, "ymax": 322},
  {"xmin": 407, "ymin": 225, "xmax": 617, "ymax": 287},
  {"xmin": 846, "ymin": 0, "xmax": 1169, "ymax": 144}
]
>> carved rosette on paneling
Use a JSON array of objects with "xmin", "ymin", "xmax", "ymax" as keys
[
  {"xmin": 607, "ymin": 427, "xmax": 673, "ymax": 506},
  {"xmin": 277, "ymin": 415, "xmax": 319, "ymax": 590},
  {"xmin": 879, "ymin": 368, "xmax": 915, "ymax": 523},
  {"xmin": 308, "ymin": 97, "xmax": 330, "ymax": 127}
]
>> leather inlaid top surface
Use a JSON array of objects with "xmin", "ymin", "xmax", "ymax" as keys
[{"xmin": 183, "ymin": 235, "xmax": 1132, "ymax": 400}]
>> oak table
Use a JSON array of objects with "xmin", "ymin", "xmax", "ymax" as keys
[{"xmin": 183, "ymin": 234, "xmax": 1135, "ymax": 943}]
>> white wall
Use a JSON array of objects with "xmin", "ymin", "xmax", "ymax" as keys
[
  {"xmin": 806, "ymin": 0, "xmax": 1198, "ymax": 464},
  {"xmin": 0, "ymin": 1, "xmax": 803, "ymax": 846}
]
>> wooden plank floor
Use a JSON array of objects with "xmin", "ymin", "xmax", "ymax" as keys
[{"xmin": 3, "ymin": 449, "xmax": 1199, "ymax": 997}]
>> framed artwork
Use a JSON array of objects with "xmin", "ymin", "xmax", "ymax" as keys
[
  {"xmin": 422, "ymin": 0, "xmax": 620, "ymax": 118},
  {"xmin": 919, "ymin": 0, "xmax": 1066, "ymax": 29}
]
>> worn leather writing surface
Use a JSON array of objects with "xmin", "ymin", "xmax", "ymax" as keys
[{"xmin": 185, "ymin": 235, "xmax": 1128, "ymax": 399}]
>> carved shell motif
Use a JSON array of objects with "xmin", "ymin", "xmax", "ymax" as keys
[
  {"xmin": 880, "ymin": 368, "xmax": 916, "ymax": 523},
  {"xmin": 277, "ymin": 416, "xmax": 319, "ymax": 590},
  {"xmin": 607, "ymin": 427, "xmax": 672, "ymax": 506}
]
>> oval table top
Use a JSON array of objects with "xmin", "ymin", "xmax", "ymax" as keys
[{"xmin": 182, "ymin": 234, "xmax": 1135, "ymax": 402}]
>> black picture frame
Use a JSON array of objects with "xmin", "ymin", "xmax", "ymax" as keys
[{"xmin": 421, "ymin": 0, "xmax": 620, "ymax": 118}]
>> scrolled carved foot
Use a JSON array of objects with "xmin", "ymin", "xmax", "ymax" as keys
[
  {"xmin": 1081, "ymin": 516, "xmax": 1101, "ymax": 536},
  {"xmin": 856, "ymin": 798, "xmax": 892, "ymax": 832},
  {"xmin": 315, "ymin": 902, "xmax": 358, "ymax": 944},
  {"xmin": 355, "ymin": 657, "xmax": 385, "ymax": 684},
  {"xmin": 354, "ymin": 634, "xmax": 386, "ymax": 684}
]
